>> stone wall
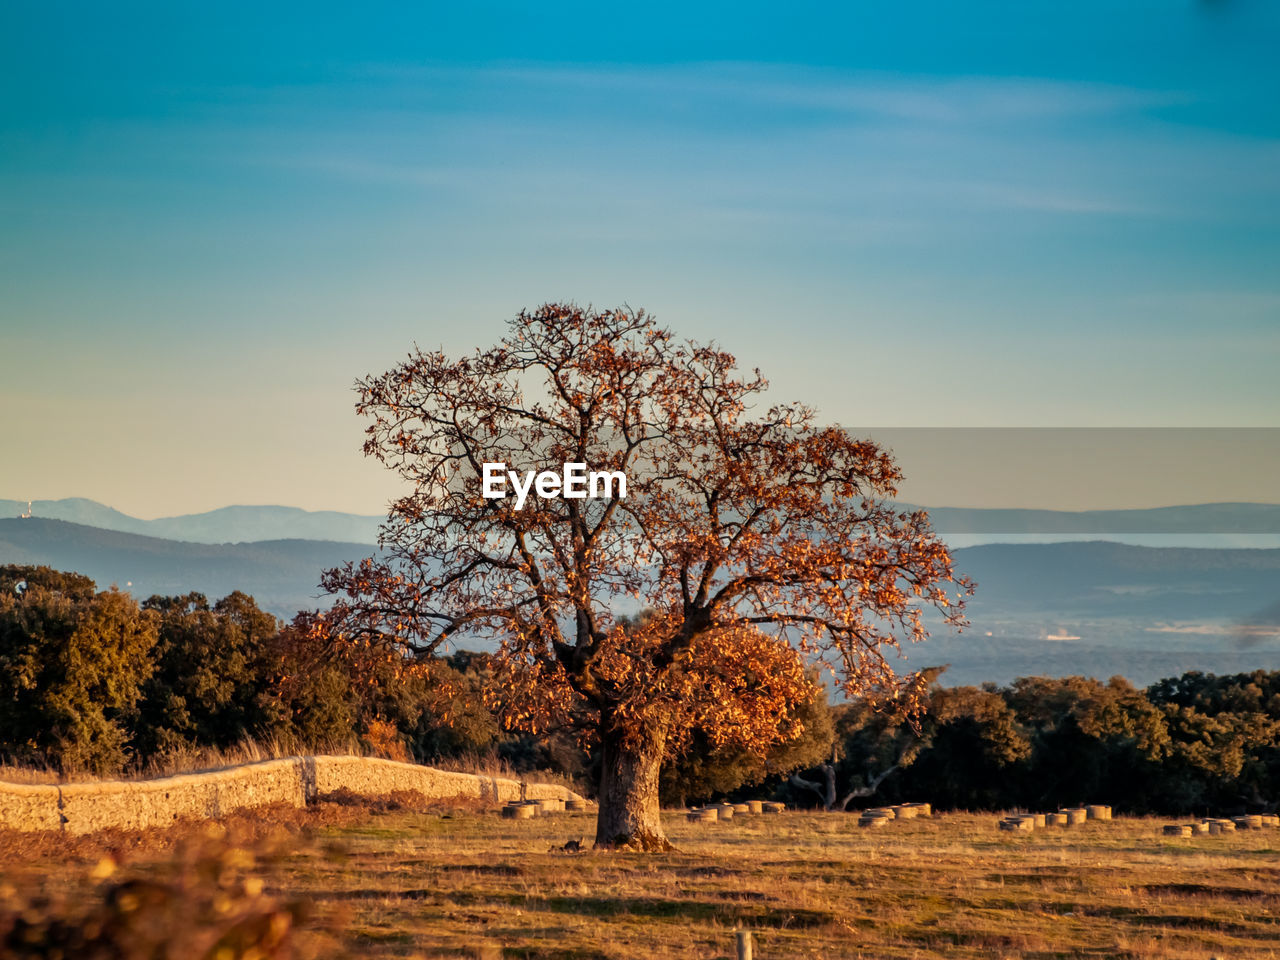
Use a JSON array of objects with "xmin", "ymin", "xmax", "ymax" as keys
[
  {"xmin": 0, "ymin": 756, "xmax": 583, "ymax": 835},
  {"xmin": 0, "ymin": 782, "xmax": 62, "ymax": 832},
  {"xmin": 305, "ymin": 756, "xmax": 569, "ymax": 805}
]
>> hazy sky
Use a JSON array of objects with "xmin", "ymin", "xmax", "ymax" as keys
[{"xmin": 2, "ymin": 2, "xmax": 1278, "ymax": 518}]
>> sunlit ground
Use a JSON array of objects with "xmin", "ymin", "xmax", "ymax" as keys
[{"xmin": 6, "ymin": 804, "xmax": 1280, "ymax": 959}]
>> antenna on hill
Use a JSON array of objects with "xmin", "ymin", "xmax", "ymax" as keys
[{"xmin": 19, "ymin": 500, "xmax": 32, "ymax": 519}]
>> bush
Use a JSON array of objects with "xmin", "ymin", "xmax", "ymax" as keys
[
  {"xmin": 136, "ymin": 592, "xmax": 281, "ymax": 758},
  {"xmin": 0, "ymin": 824, "xmax": 327, "ymax": 959},
  {"xmin": 0, "ymin": 566, "xmax": 157, "ymax": 774}
]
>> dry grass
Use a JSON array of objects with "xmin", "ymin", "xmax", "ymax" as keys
[
  {"xmin": 5, "ymin": 804, "xmax": 1280, "ymax": 958},
  {"xmin": 427, "ymin": 751, "xmax": 583, "ymax": 795},
  {"xmin": 0, "ymin": 739, "xmax": 577, "ymax": 792},
  {"xmin": 0, "ymin": 738, "xmax": 365, "ymax": 785}
]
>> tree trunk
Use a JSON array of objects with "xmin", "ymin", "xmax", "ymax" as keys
[
  {"xmin": 790, "ymin": 761, "xmax": 902, "ymax": 812},
  {"xmin": 790, "ymin": 763, "xmax": 839, "ymax": 810},
  {"xmin": 595, "ymin": 720, "xmax": 673, "ymax": 851}
]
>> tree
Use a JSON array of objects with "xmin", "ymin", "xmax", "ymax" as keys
[
  {"xmin": 0, "ymin": 565, "xmax": 158, "ymax": 774},
  {"xmin": 789, "ymin": 668, "xmax": 942, "ymax": 811},
  {"xmin": 136, "ymin": 592, "xmax": 280, "ymax": 758},
  {"xmin": 900, "ymin": 684, "xmax": 1031, "ymax": 810},
  {"xmin": 322, "ymin": 304, "xmax": 970, "ymax": 849},
  {"xmin": 662, "ymin": 672, "xmax": 836, "ymax": 808},
  {"xmin": 1004, "ymin": 675, "xmax": 1170, "ymax": 810},
  {"xmin": 1147, "ymin": 671, "xmax": 1280, "ymax": 813},
  {"xmin": 404, "ymin": 652, "xmax": 503, "ymax": 761}
]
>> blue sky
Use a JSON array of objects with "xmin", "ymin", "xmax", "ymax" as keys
[{"xmin": 1, "ymin": 1, "xmax": 1277, "ymax": 516}]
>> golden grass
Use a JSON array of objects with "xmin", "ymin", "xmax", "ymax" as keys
[
  {"xmin": 5, "ymin": 806, "xmax": 1280, "ymax": 959},
  {"xmin": 0, "ymin": 739, "xmax": 577, "ymax": 792},
  {"xmin": 427, "ymin": 751, "xmax": 583, "ymax": 795},
  {"xmin": 0, "ymin": 737, "xmax": 362, "ymax": 785}
]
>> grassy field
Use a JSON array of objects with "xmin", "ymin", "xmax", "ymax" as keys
[{"xmin": 4, "ymin": 801, "xmax": 1280, "ymax": 959}]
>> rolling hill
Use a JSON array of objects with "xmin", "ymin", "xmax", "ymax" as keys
[
  {"xmin": 0, "ymin": 499, "xmax": 383, "ymax": 545},
  {"xmin": 2, "ymin": 517, "xmax": 1278, "ymax": 687},
  {"xmin": 917, "ymin": 502, "xmax": 1280, "ymax": 534},
  {"xmin": 0, "ymin": 518, "xmax": 375, "ymax": 618},
  {"xmin": 5, "ymin": 498, "xmax": 1280, "ymax": 548},
  {"xmin": 954, "ymin": 540, "xmax": 1280, "ymax": 621},
  {"xmin": 923, "ymin": 540, "xmax": 1280, "ymax": 686}
]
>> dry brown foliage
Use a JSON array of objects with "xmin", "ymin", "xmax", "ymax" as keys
[
  {"xmin": 321, "ymin": 304, "xmax": 971, "ymax": 847},
  {"xmin": 0, "ymin": 821, "xmax": 327, "ymax": 960}
]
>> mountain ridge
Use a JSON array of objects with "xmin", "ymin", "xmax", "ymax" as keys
[
  {"xmin": 1, "ymin": 518, "xmax": 1277, "ymax": 687},
  {"xmin": 6, "ymin": 497, "xmax": 1280, "ymax": 546},
  {"xmin": 1, "ymin": 499, "xmax": 384, "ymax": 544},
  {"xmin": 0, "ymin": 518, "xmax": 375, "ymax": 618}
]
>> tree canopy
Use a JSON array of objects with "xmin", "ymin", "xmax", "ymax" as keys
[{"xmin": 0, "ymin": 565, "xmax": 157, "ymax": 773}]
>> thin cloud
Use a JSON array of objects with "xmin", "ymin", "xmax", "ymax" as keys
[{"xmin": 365, "ymin": 61, "xmax": 1187, "ymax": 126}]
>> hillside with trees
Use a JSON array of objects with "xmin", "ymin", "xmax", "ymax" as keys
[
  {"xmin": 3, "ymin": 563, "xmax": 1277, "ymax": 818},
  {"xmin": 5, "ymin": 517, "xmax": 1277, "ymax": 686}
]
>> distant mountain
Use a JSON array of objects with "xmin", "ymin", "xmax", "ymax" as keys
[
  {"xmin": 6, "ymin": 498, "xmax": 1279, "ymax": 548},
  {"xmin": 0, "ymin": 518, "xmax": 376, "ymax": 618},
  {"xmin": 143, "ymin": 506, "xmax": 383, "ymax": 544},
  {"xmin": 0, "ymin": 499, "xmax": 383, "ymax": 545},
  {"xmin": 916, "ymin": 502, "xmax": 1280, "ymax": 534},
  {"xmin": 0, "ymin": 497, "xmax": 149, "ymax": 532}
]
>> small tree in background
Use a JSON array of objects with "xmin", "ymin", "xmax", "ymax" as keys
[
  {"xmin": 899, "ymin": 684, "xmax": 1032, "ymax": 810},
  {"xmin": 403, "ymin": 652, "xmax": 503, "ymax": 761},
  {"xmin": 322, "ymin": 304, "xmax": 970, "ymax": 850},
  {"xmin": 1004, "ymin": 675, "xmax": 1171, "ymax": 810},
  {"xmin": 789, "ymin": 667, "xmax": 943, "ymax": 811},
  {"xmin": 136, "ymin": 592, "xmax": 280, "ymax": 757},
  {"xmin": 0, "ymin": 565, "xmax": 157, "ymax": 774}
]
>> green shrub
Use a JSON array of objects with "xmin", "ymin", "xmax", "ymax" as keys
[{"xmin": 0, "ymin": 566, "xmax": 157, "ymax": 774}]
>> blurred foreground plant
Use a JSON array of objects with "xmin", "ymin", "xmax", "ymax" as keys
[{"xmin": 0, "ymin": 823, "xmax": 334, "ymax": 959}]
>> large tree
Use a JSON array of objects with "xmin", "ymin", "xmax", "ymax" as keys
[{"xmin": 322, "ymin": 304, "xmax": 969, "ymax": 849}]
